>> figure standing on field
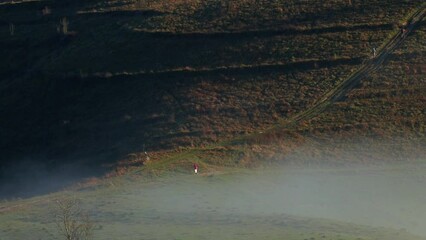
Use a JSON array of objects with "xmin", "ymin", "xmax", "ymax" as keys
[
  {"xmin": 372, "ymin": 47, "xmax": 377, "ymax": 58},
  {"xmin": 193, "ymin": 163, "xmax": 199, "ymax": 174}
]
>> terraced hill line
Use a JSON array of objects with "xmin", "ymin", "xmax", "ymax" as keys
[
  {"xmin": 133, "ymin": 23, "xmax": 394, "ymax": 39},
  {"xmin": 281, "ymin": 5, "xmax": 426, "ymax": 127},
  {"xmin": 0, "ymin": 0, "xmax": 40, "ymax": 6},
  {"xmin": 74, "ymin": 23, "xmax": 402, "ymax": 79},
  {"xmin": 85, "ymin": 57, "xmax": 361, "ymax": 79}
]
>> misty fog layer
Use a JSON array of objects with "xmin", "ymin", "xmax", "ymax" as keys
[
  {"xmin": 0, "ymin": 160, "xmax": 105, "ymax": 198},
  {"xmin": 123, "ymin": 164, "xmax": 426, "ymax": 237},
  {"xmin": 2, "ymin": 164, "xmax": 426, "ymax": 240}
]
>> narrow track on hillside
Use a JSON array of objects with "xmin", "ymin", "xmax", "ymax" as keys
[{"xmin": 282, "ymin": 5, "xmax": 426, "ymax": 128}]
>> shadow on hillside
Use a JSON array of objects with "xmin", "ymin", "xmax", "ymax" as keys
[
  {"xmin": 0, "ymin": 159, "xmax": 107, "ymax": 199},
  {"xmin": 0, "ymin": 55, "xmax": 365, "ymax": 199}
]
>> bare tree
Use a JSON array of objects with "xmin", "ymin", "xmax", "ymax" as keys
[{"xmin": 54, "ymin": 198, "xmax": 94, "ymax": 240}]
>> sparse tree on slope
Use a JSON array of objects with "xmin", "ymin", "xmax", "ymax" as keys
[{"xmin": 54, "ymin": 198, "xmax": 94, "ymax": 240}]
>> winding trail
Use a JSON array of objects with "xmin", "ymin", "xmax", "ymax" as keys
[{"xmin": 282, "ymin": 5, "xmax": 426, "ymax": 127}]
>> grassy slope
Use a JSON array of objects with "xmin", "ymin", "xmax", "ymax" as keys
[
  {"xmin": 1, "ymin": 0, "xmax": 424, "ymax": 166},
  {"xmin": 282, "ymin": 17, "xmax": 426, "ymax": 164},
  {"xmin": 0, "ymin": 0, "xmax": 424, "ymax": 189},
  {"xmin": 140, "ymin": 14, "xmax": 426, "ymax": 172}
]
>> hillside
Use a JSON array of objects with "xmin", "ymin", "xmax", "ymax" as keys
[{"xmin": 0, "ymin": 0, "xmax": 425, "ymax": 196}]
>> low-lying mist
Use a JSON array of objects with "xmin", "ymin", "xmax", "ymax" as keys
[
  {"xmin": 128, "ymin": 163, "xmax": 426, "ymax": 237},
  {"xmin": 1, "ymin": 160, "xmax": 426, "ymax": 239}
]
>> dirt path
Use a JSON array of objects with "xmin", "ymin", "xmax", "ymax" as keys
[{"xmin": 283, "ymin": 5, "xmax": 426, "ymax": 127}]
